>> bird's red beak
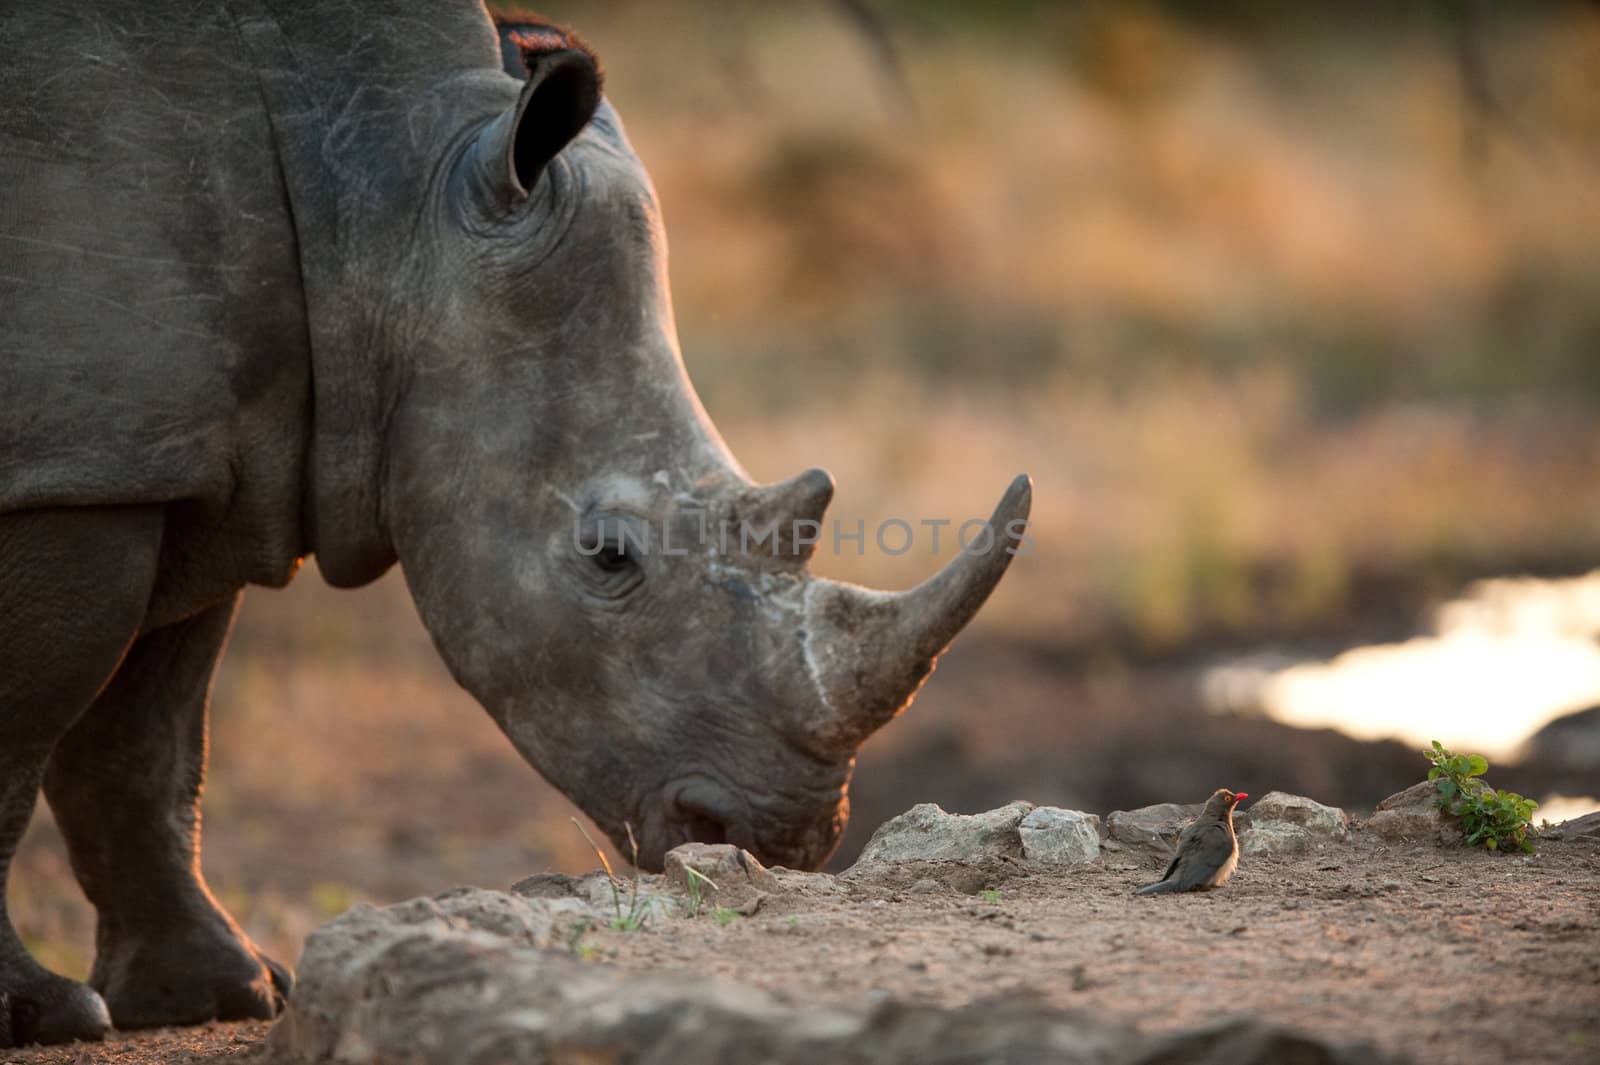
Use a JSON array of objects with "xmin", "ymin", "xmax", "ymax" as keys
[{"xmin": 1234, "ymin": 792, "xmax": 1249, "ymax": 802}]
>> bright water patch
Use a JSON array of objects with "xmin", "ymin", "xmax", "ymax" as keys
[{"xmin": 1203, "ymin": 572, "xmax": 1600, "ymax": 763}]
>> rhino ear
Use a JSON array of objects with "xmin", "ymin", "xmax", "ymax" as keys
[{"xmin": 482, "ymin": 33, "xmax": 602, "ymax": 201}]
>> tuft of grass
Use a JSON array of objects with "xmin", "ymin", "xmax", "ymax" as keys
[
  {"xmin": 980, "ymin": 888, "xmax": 1002, "ymax": 905},
  {"xmin": 684, "ymin": 866, "xmax": 719, "ymax": 919},
  {"xmin": 1425, "ymin": 741, "xmax": 1538, "ymax": 853},
  {"xmin": 571, "ymin": 818, "xmax": 653, "ymax": 930},
  {"xmin": 713, "ymin": 906, "xmax": 740, "ymax": 927}
]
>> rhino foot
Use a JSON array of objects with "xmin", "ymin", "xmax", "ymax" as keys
[
  {"xmin": 93, "ymin": 919, "xmax": 290, "ymax": 1030},
  {"xmin": 0, "ymin": 968, "xmax": 112, "ymax": 1048}
]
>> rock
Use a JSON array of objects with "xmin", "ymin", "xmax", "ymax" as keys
[
  {"xmin": 509, "ymin": 871, "xmax": 586, "ymax": 898},
  {"xmin": 1240, "ymin": 821, "xmax": 1314, "ymax": 856},
  {"xmin": 1523, "ymin": 704, "xmax": 1600, "ymax": 770},
  {"xmin": 849, "ymin": 801, "xmax": 1033, "ymax": 866},
  {"xmin": 268, "ymin": 889, "xmax": 1404, "ymax": 1065},
  {"xmin": 520, "ymin": 869, "xmax": 675, "ymax": 923},
  {"xmin": 843, "ymin": 856, "xmax": 1028, "ymax": 897},
  {"xmin": 1105, "ymin": 803, "xmax": 1202, "ymax": 849},
  {"xmin": 268, "ymin": 889, "xmax": 590, "ymax": 1064},
  {"xmin": 1019, "ymin": 807, "xmax": 1102, "ymax": 864},
  {"xmin": 664, "ymin": 842, "xmax": 779, "ymax": 912},
  {"xmin": 1366, "ymin": 781, "xmax": 1464, "ymax": 845},
  {"xmin": 768, "ymin": 867, "xmax": 849, "ymax": 897},
  {"xmin": 429, "ymin": 885, "xmax": 590, "ymax": 943},
  {"xmin": 1245, "ymin": 792, "xmax": 1348, "ymax": 836},
  {"xmin": 1239, "ymin": 792, "xmax": 1347, "ymax": 856},
  {"xmin": 1540, "ymin": 810, "xmax": 1600, "ymax": 842},
  {"xmin": 1139, "ymin": 1017, "xmax": 1405, "ymax": 1065},
  {"xmin": 567, "ymin": 869, "xmax": 657, "ymax": 914}
]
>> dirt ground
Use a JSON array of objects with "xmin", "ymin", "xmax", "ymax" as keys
[
  {"xmin": 8, "ymin": 580, "xmax": 1598, "ymax": 1065},
  {"xmin": 8, "ymin": 830, "xmax": 1597, "ymax": 1065}
]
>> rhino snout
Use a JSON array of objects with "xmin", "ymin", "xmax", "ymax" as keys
[{"xmin": 631, "ymin": 772, "xmax": 845, "ymax": 872}]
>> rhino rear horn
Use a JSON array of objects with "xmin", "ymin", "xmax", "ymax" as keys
[
  {"xmin": 480, "ymin": 36, "xmax": 602, "ymax": 200},
  {"xmin": 799, "ymin": 475, "xmax": 1032, "ymax": 750},
  {"xmin": 739, "ymin": 467, "xmax": 835, "ymax": 562}
]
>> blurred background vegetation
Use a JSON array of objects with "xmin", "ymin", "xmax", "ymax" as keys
[
  {"xmin": 548, "ymin": 0, "xmax": 1600, "ymax": 649},
  {"xmin": 15, "ymin": 0, "xmax": 1600, "ymax": 976}
]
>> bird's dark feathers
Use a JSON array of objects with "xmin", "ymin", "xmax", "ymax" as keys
[{"xmin": 1134, "ymin": 790, "xmax": 1242, "ymax": 896}]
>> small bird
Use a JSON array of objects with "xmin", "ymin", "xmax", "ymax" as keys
[{"xmin": 1133, "ymin": 788, "xmax": 1248, "ymax": 896}]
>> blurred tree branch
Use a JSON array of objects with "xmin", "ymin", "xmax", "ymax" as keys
[
  {"xmin": 1452, "ymin": 0, "xmax": 1543, "ymax": 164},
  {"xmin": 832, "ymin": 0, "xmax": 920, "ymax": 124}
]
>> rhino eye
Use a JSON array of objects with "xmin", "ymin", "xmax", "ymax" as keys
[
  {"xmin": 592, "ymin": 543, "xmax": 633, "ymax": 573},
  {"xmin": 575, "ymin": 518, "xmax": 644, "ymax": 598}
]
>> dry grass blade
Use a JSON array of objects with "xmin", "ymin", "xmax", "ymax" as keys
[{"xmin": 569, "ymin": 816, "xmax": 618, "ymax": 885}]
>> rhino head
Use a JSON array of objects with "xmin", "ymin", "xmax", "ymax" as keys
[{"xmin": 311, "ymin": 32, "xmax": 1030, "ymax": 871}]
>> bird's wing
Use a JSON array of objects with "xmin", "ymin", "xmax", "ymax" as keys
[
  {"xmin": 1171, "ymin": 822, "xmax": 1232, "ymax": 890},
  {"xmin": 1150, "ymin": 818, "xmax": 1205, "ymax": 885}
]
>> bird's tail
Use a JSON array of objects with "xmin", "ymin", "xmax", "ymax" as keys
[{"xmin": 1133, "ymin": 879, "xmax": 1179, "ymax": 896}]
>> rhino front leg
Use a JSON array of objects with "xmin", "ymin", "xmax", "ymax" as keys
[
  {"xmin": 1, "ymin": 506, "xmax": 165, "ymax": 1047},
  {"xmin": 42, "ymin": 593, "xmax": 291, "ymax": 1030}
]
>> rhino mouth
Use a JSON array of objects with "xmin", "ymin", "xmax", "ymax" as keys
[
  {"xmin": 626, "ymin": 771, "xmax": 843, "ymax": 872},
  {"xmin": 632, "ymin": 774, "xmax": 752, "ymax": 869},
  {"xmin": 665, "ymin": 775, "xmax": 739, "ymax": 848}
]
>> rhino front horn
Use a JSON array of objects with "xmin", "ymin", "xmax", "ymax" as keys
[{"xmin": 800, "ymin": 474, "xmax": 1033, "ymax": 750}]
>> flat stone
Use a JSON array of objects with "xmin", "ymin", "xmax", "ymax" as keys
[
  {"xmin": 1019, "ymin": 807, "xmax": 1102, "ymax": 865},
  {"xmin": 849, "ymin": 801, "xmax": 1034, "ymax": 866},
  {"xmin": 663, "ymin": 842, "xmax": 779, "ymax": 911}
]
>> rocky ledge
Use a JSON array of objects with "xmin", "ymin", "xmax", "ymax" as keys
[
  {"xmin": 267, "ymin": 881, "xmax": 1396, "ymax": 1065},
  {"xmin": 265, "ymin": 788, "xmax": 1595, "ymax": 1065}
]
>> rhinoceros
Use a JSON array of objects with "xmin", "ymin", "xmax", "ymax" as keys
[{"xmin": 0, "ymin": 0, "xmax": 1030, "ymax": 1046}]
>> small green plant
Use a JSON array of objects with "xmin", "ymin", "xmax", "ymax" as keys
[
  {"xmin": 565, "ymin": 920, "xmax": 597, "ymax": 961},
  {"xmin": 310, "ymin": 880, "xmax": 357, "ymax": 919},
  {"xmin": 684, "ymin": 866, "xmax": 718, "ymax": 919},
  {"xmin": 1425, "ymin": 741, "xmax": 1538, "ymax": 853},
  {"xmin": 572, "ymin": 817, "xmax": 653, "ymax": 930},
  {"xmin": 713, "ymin": 906, "xmax": 739, "ymax": 927},
  {"xmin": 980, "ymin": 888, "xmax": 1002, "ymax": 905}
]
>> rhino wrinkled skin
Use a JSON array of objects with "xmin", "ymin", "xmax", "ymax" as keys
[{"xmin": 0, "ymin": 0, "xmax": 1029, "ymax": 1045}]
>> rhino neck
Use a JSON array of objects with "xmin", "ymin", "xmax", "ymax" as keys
[{"xmin": 234, "ymin": 0, "xmax": 510, "ymax": 587}]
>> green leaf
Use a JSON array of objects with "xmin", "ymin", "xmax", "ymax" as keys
[
  {"xmin": 1437, "ymin": 780, "xmax": 1457, "ymax": 800},
  {"xmin": 1466, "ymin": 755, "xmax": 1488, "ymax": 777},
  {"xmin": 1485, "ymin": 837, "xmax": 1498, "ymax": 850}
]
